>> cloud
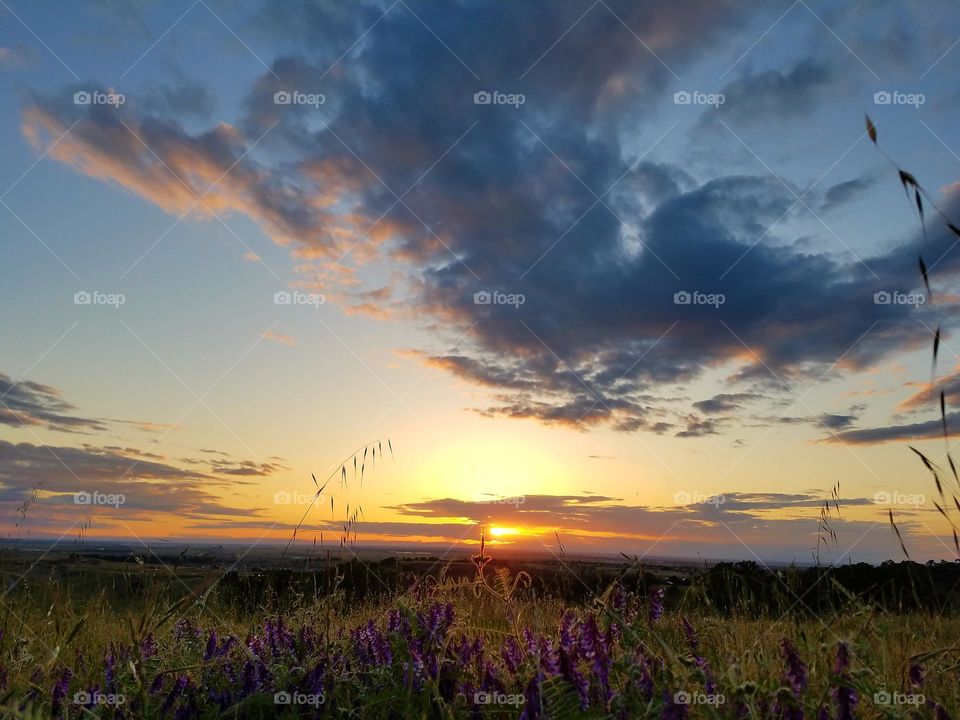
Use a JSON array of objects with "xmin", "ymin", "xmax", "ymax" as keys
[
  {"xmin": 0, "ymin": 371, "xmax": 284, "ymax": 528},
  {"xmin": 21, "ymin": 95, "xmax": 352, "ymax": 261},
  {"xmin": 818, "ymin": 413, "xmax": 858, "ymax": 430},
  {"xmin": 675, "ymin": 415, "xmax": 723, "ymax": 438},
  {"xmin": 822, "ymin": 412, "xmax": 960, "ymax": 446},
  {"xmin": 819, "ymin": 174, "xmax": 879, "ymax": 214},
  {"xmin": 898, "ymin": 371, "xmax": 960, "ymax": 413},
  {"xmin": 205, "ymin": 458, "xmax": 287, "ymax": 476},
  {"xmin": 700, "ymin": 60, "xmax": 836, "ymax": 130},
  {"xmin": 374, "ymin": 490, "xmax": 903, "ymax": 560},
  {"xmin": 0, "ymin": 372, "xmax": 107, "ymax": 433},
  {"xmin": 693, "ymin": 392, "xmax": 761, "ymax": 414},
  {"xmin": 0, "ymin": 438, "xmax": 207, "ymax": 494},
  {"xmin": 18, "ymin": 2, "xmax": 960, "ymax": 438},
  {"xmin": 261, "ymin": 329, "xmax": 297, "ymax": 346},
  {"xmin": 0, "ymin": 437, "xmax": 286, "ymax": 538}
]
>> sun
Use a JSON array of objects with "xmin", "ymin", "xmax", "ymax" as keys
[{"xmin": 487, "ymin": 526, "xmax": 518, "ymax": 538}]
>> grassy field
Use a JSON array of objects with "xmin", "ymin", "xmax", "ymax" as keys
[{"xmin": 1, "ymin": 546, "xmax": 958, "ymax": 718}]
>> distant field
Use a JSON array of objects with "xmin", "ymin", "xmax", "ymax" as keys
[{"xmin": 1, "ymin": 547, "xmax": 958, "ymax": 718}]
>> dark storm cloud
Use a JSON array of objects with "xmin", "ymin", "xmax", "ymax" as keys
[
  {"xmin": 0, "ymin": 372, "xmax": 107, "ymax": 433},
  {"xmin": 701, "ymin": 60, "xmax": 836, "ymax": 129},
  {"xmin": 823, "ymin": 412, "xmax": 960, "ymax": 446},
  {"xmin": 693, "ymin": 392, "xmax": 762, "ymax": 414},
  {"xmin": 675, "ymin": 415, "xmax": 723, "ymax": 438},
  {"xmin": 20, "ymin": 1, "xmax": 960, "ymax": 436},
  {"xmin": 818, "ymin": 413, "xmax": 858, "ymax": 430},
  {"xmin": 819, "ymin": 174, "xmax": 879, "ymax": 214}
]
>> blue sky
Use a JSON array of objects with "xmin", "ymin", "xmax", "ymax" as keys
[{"xmin": 2, "ymin": 0, "xmax": 960, "ymax": 562}]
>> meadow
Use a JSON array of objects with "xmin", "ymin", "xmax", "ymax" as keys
[{"xmin": 1, "ymin": 542, "xmax": 958, "ymax": 719}]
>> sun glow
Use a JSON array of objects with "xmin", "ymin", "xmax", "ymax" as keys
[{"xmin": 487, "ymin": 526, "xmax": 518, "ymax": 538}]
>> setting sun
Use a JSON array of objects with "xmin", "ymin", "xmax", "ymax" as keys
[{"xmin": 487, "ymin": 526, "xmax": 518, "ymax": 538}]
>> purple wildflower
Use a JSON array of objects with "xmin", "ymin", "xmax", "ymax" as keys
[
  {"xmin": 559, "ymin": 640, "xmax": 589, "ymax": 709},
  {"xmin": 480, "ymin": 660, "xmax": 505, "ymax": 694},
  {"xmin": 300, "ymin": 659, "xmax": 327, "ymax": 696},
  {"xmin": 173, "ymin": 618, "xmax": 202, "ymax": 642},
  {"xmin": 633, "ymin": 647, "xmax": 655, "ymax": 700},
  {"xmin": 908, "ymin": 662, "xmax": 924, "ymax": 690},
  {"xmin": 240, "ymin": 661, "xmax": 259, "ymax": 696},
  {"xmin": 140, "ymin": 633, "xmax": 158, "ymax": 659},
  {"xmin": 519, "ymin": 670, "xmax": 544, "ymax": 720},
  {"xmin": 578, "ymin": 614, "xmax": 601, "ymax": 661},
  {"xmin": 203, "ymin": 630, "xmax": 218, "ymax": 662},
  {"xmin": 832, "ymin": 642, "xmax": 857, "ymax": 720},
  {"xmin": 453, "ymin": 634, "xmax": 472, "ymax": 666},
  {"xmin": 387, "ymin": 608, "xmax": 405, "ymax": 634},
  {"xmin": 352, "ymin": 619, "xmax": 392, "ymax": 667},
  {"xmin": 648, "ymin": 587, "xmax": 665, "ymax": 624},
  {"xmin": 522, "ymin": 628, "xmax": 538, "ymax": 656},
  {"xmin": 780, "ymin": 639, "xmax": 808, "ymax": 696},
  {"xmin": 611, "ymin": 582, "xmax": 627, "ymax": 611},
  {"xmin": 579, "ymin": 614, "xmax": 614, "ymax": 705},
  {"xmin": 501, "ymin": 636, "xmax": 523, "ymax": 675},
  {"xmin": 160, "ymin": 674, "xmax": 190, "ymax": 715},
  {"xmin": 51, "ymin": 668, "xmax": 72, "ymax": 718},
  {"xmin": 265, "ymin": 617, "xmax": 294, "ymax": 656},
  {"xmin": 559, "ymin": 611, "xmax": 578, "ymax": 652},
  {"xmin": 538, "ymin": 637, "xmax": 560, "ymax": 675},
  {"xmin": 247, "ymin": 634, "xmax": 265, "ymax": 660},
  {"xmin": 104, "ymin": 647, "xmax": 117, "ymax": 693}
]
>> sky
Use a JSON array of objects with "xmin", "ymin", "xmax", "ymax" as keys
[{"xmin": 2, "ymin": 0, "xmax": 960, "ymax": 563}]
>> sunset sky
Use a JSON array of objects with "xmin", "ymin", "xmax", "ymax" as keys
[{"xmin": 3, "ymin": 0, "xmax": 960, "ymax": 562}]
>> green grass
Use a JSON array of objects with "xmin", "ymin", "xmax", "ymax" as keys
[{"xmin": 1, "ymin": 558, "xmax": 958, "ymax": 718}]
